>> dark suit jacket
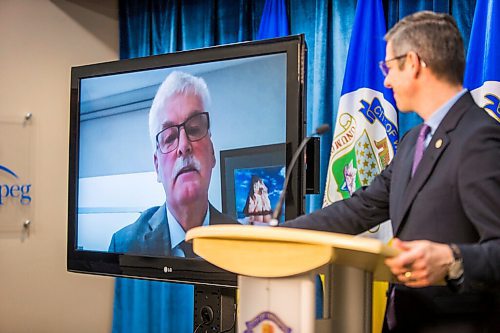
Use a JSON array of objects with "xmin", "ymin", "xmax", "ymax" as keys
[
  {"xmin": 108, "ymin": 203, "xmax": 238, "ymax": 257},
  {"xmin": 284, "ymin": 92, "xmax": 500, "ymax": 332}
]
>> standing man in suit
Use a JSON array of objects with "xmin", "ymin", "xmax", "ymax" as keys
[
  {"xmin": 109, "ymin": 71, "xmax": 237, "ymax": 258},
  {"xmin": 284, "ymin": 11, "xmax": 500, "ymax": 332}
]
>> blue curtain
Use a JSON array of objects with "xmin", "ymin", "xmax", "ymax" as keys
[
  {"xmin": 114, "ymin": 1, "xmax": 477, "ymax": 332},
  {"xmin": 119, "ymin": 0, "xmax": 266, "ymax": 58}
]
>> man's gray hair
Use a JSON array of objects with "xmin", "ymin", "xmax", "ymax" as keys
[
  {"xmin": 148, "ymin": 71, "xmax": 211, "ymax": 150},
  {"xmin": 385, "ymin": 11, "xmax": 465, "ymax": 85}
]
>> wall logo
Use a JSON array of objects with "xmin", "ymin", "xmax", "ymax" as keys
[
  {"xmin": 244, "ymin": 311, "xmax": 292, "ymax": 333},
  {"xmin": 0, "ymin": 164, "xmax": 32, "ymax": 205}
]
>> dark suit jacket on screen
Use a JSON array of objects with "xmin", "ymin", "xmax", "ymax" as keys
[
  {"xmin": 284, "ymin": 92, "xmax": 500, "ymax": 332},
  {"xmin": 108, "ymin": 203, "xmax": 237, "ymax": 256}
]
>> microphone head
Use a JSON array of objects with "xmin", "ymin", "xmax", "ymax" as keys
[{"xmin": 314, "ymin": 124, "xmax": 330, "ymax": 135}]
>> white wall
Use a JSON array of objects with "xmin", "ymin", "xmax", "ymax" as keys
[{"xmin": 0, "ymin": 0, "xmax": 118, "ymax": 332}]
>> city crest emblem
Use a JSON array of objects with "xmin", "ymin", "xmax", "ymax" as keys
[
  {"xmin": 244, "ymin": 311, "xmax": 292, "ymax": 333},
  {"xmin": 325, "ymin": 88, "xmax": 398, "ymax": 204}
]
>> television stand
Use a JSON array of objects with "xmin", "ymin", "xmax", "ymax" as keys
[{"xmin": 193, "ymin": 285, "xmax": 237, "ymax": 333}]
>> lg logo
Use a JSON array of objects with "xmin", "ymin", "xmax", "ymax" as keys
[{"xmin": 0, "ymin": 164, "xmax": 32, "ymax": 205}]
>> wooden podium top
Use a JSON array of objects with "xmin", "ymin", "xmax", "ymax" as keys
[{"xmin": 186, "ymin": 225, "xmax": 399, "ymax": 281}]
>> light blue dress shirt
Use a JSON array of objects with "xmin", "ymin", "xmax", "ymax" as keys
[
  {"xmin": 166, "ymin": 205, "xmax": 210, "ymax": 257},
  {"xmin": 424, "ymin": 89, "xmax": 467, "ymax": 148}
]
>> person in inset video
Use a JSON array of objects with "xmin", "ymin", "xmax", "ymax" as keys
[
  {"xmin": 243, "ymin": 175, "xmax": 272, "ymax": 224},
  {"xmin": 109, "ymin": 71, "xmax": 238, "ymax": 258}
]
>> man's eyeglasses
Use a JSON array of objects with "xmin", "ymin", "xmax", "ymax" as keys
[
  {"xmin": 378, "ymin": 54, "xmax": 407, "ymax": 77},
  {"xmin": 155, "ymin": 112, "xmax": 210, "ymax": 154}
]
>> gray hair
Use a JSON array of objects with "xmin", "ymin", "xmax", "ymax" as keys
[
  {"xmin": 148, "ymin": 71, "xmax": 211, "ymax": 150},
  {"xmin": 385, "ymin": 11, "xmax": 465, "ymax": 85}
]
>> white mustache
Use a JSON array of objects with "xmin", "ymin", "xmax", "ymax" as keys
[{"xmin": 171, "ymin": 155, "xmax": 201, "ymax": 180}]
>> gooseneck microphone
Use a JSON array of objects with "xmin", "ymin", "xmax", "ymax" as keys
[{"xmin": 269, "ymin": 124, "xmax": 330, "ymax": 226}]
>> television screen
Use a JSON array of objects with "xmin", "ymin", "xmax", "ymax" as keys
[{"xmin": 68, "ymin": 35, "xmax": 306, "ymax": 286}]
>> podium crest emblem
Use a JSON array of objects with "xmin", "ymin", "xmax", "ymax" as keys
[{"xmin": 244, "ymin": 311, "xmax": 292, "ymax": 333}]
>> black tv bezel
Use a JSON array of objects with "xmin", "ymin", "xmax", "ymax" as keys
[{"xmin": 67, "ymin": 35, "xmax": 307, "ymax": 287}]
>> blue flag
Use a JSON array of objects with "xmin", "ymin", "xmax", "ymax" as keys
[
  {"xmin": 257, "ymin": 0, "xmax": 289, "ymax": 39},
  {"xmin": 325, "ymin": 0, "xmax": 397, "ymax": 206},
  {"xmin": 464, "ymin": 0, "xmax": 500, "ymax": 122},
  {"xmin": 323, "ymin": 3, "xmax": 397, "ymax": 330}
]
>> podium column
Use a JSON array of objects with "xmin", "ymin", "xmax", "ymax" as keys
[
  {"xmin": 331, "ymin": 265, "xmax": 373, "ymax": 333},
  {"xmin": 238, "ymin": 273, "xmax": 315, "ymax": 333}
]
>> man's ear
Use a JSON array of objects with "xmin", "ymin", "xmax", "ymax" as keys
[
  {"xmin": 407, "ymin": 51, "xmax": 423, "ymax": 78},
  {"xmin": 153, "ymin": 152, "xmax": 161, "ymax": 183}
]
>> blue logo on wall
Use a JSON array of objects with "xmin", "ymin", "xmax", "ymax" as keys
[{"xmin": 0, "ymin": 164, "xmax": 32, "ymax": 205}]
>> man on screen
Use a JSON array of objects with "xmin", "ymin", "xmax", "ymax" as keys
[
  {"xmin": 284, "ymin": 11, "xmax": 500, "ymax": 332},
  {"xmin": 109, "ymin": 71, "xmax": 237, "ymax": 258}
]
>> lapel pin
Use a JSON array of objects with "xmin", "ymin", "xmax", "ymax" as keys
[{"xmin": 435, "ymin": 139, "xmax": 443, "ymax": 149}]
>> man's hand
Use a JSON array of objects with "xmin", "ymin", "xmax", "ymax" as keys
[{"xmin": 384, "ymin": 238, "xmax": 454, "ymax": 287}]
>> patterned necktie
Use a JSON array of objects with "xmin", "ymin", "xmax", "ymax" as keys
[
  {"xmin": 411, "ymin": 124, "xmax": 431, "ymax": 176},
  {"xmin": 179, "ymin": 241, "xmax": 196, "ymax": 258}
]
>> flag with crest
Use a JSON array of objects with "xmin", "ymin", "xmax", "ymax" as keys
[
  {"xmin": 324, "ymin": 0, "xmax": 397, "ymax": 216},
  {"xmin": 324, "ymin": 2, "xmax": 398, "ymax": 331}
]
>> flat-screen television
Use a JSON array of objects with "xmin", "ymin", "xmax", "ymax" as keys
[{"xmin": 67, "ymin": 35, "xmax": 307, "ymax": 287}]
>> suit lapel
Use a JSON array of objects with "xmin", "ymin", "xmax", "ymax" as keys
[
  {"xmin": 136, "ymin": 203, "xmax": 237, "ymax": 256},
  {"xmin": 395, "ymin": 133, "xmax": 450, "ymax": 234},
  {"xmin": 391, "ymin": 134, "xmax": 416, "ymax": 232},
  {"xmin": 208, "ymin": 203, "xmax": 238, "ymax": 225},
  {"xmin": 142, "ymin": 203, "xmax": 171, "ymax": 256},
  {"xmin": 394, "ymin": 93, "xmax": 472, "ymax": 235}
]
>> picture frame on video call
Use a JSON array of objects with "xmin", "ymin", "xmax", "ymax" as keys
[{"xmin": 220, "ymin": 143, "xmax": 286, "ymax": 225}]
